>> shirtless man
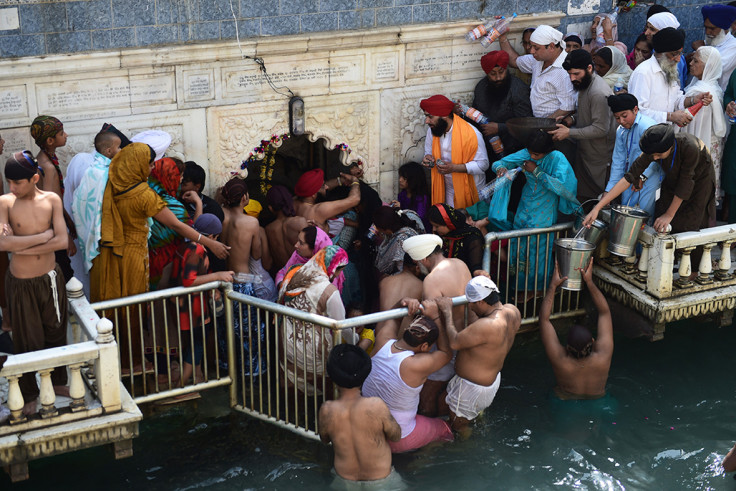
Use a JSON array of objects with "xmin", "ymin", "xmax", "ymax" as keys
[
  {"xmin": 375, "ymin": 252, "xmax": 423, "ymax": 343},
  {"xmin": 439, "ymin": 277, "xmax": 520, "ymax": 431},
  {"xmin": 362, "ymin": 308, "xmax": 454, "ymax": 453},
  {"xmin": 401, "ymin": 233, "xmax": 473, "ymax": 417},
  {"xmin": 30, "ymin": 115, "xmax": 75, "ymax": 282},
  {"xmin": 219, "ymin": 177, "xmax": 260, "ymax": 290},
  {"xmin": 265, "ymin": 185, "xmax": 307, "ymax": 271},
  {"xmin": 539, "ymin": 258, "xmax": 613, "ymax": 399},
  {"xmin": 0, "ymin": 151, "xmax": 70, "ymax": 416},
  {"xmin": 319, "ymin": 344, "xmax": 403, "ymax": 487},
  {"xmin": 293, "ymin": 168, "xmax": 361, "ymax": 232}
]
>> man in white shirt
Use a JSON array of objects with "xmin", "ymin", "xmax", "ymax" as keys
[
  {"xmin": 497, "ymin": 24, "xmax": 576, "ymax": 120},
  {"xmin": 629, "ymin": 28, "xmax": 712, "ymax": 126},
  {"xmin": 420, "ymin": 94, "xmax": 489, "ymax": 209}
]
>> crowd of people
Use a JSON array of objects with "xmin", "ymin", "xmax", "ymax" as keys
[{"xmin": 1, "ymin": 3, "xmax": 736, "ymax": 486}]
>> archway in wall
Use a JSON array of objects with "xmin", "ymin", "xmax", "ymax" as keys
[{"xmin": 242, "ymin": 133, "xmax": 360, "ymax": 225}]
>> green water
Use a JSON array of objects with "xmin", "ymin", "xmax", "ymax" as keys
[{"xmin": 4, "ymin": 320, "xmax": 736, "ymax": 490}]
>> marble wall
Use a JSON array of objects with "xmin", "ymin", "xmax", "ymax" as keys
[{"xmin": 0, "ymin": 15, "xmax": 564, "ymax": 199}]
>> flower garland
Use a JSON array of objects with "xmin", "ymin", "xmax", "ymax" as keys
[
  {"xmin": 335, "ymin": 143, "xmax": 364, "ymax": 171},
  {"xmin": 237, "ymin": 133, "xmax": 291, "ymax": 194}
]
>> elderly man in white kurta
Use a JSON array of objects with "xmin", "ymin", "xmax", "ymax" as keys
[
  {"xmin": 701, "ymin": 4, "xmax": 736, "ymax": 91},
  {"xmin": 629, "ymin": 28, "xmax": 711, "ymax": 127}
]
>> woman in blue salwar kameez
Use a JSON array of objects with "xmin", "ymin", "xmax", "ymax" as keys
[{"xmin": 488, "ymin": 130, "xmax": 579, "ymax": 297}]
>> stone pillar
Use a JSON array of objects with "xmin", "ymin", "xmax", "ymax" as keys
[{"xmin": 95, "ymin": 318, "xmax": 122, "ymax": 412}]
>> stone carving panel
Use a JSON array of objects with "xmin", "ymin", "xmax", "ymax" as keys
[{"xmin": 0, "ymin": 85, "xmax": 28, "ymax": 129}]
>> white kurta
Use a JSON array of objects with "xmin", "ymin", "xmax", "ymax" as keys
[
  {"xmin": 714, "ymin": 33, "xmax": 736, "ymax": 92},
  {"xmin": 628, "ymin": 56, "xmax": 686, "ymax": 124},
  {"xmin": 424, "ymin": 123, "xmax": 489, "ymax": 207}
]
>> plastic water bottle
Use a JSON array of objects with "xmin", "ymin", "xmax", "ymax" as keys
[
  {"xmin": 729, "ymin": 114, "xmax": 736, "ymax": 124},
  {"xmin": 466, "ymin": 20, "xmax": 496, "ymax": 42},
  {"xmin": 479, "ymin": 13, "xmax": 517, "ymax": 48},
  {"xmin": 595, "ymin": 8, "xmax": 618, "ymax": 46},
  {"xmin": 478, "ymin": 167, "xmax": 521, "ymax": 202},
  {"xmin": 613, "ymin": 76, "xmax": 624, "ymax": 94},
  {"xmin": 457, "ymin": 103, "xmax": 490, "ymax": 124}
]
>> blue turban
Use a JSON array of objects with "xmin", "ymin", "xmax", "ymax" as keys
[{"xmin": 702, "ymin": 4, "xmax": 736, "ymax": 30}]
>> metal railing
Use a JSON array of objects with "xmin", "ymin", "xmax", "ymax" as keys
[
  {"xmin": 89, "ymin": 281, "xmax": 235, "ymax": 404},
  {"xmin": 482, "ymin": 222, "xmax": 585, "ymax": 328},
  {"xmin": 227, "ymin": 290, "xmax": 468, "ymax": 441}
]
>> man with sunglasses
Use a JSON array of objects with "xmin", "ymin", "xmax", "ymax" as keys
[{"xmin": 629, "ymin": 28, "xmax": 713, "ymax": 126}]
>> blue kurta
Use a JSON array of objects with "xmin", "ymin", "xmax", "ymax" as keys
[{"xmin": 491, "ymin": 149, "xmax": 579, "ymax": 290}]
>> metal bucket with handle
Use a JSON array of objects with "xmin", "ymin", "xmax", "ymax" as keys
[
  {"xmin": 555, "ymin": 237, "xmax": 596, "ymax": 291},
  {"xmin": 607, "ymin": 193, "xmax": 650, "ymax": 256}
]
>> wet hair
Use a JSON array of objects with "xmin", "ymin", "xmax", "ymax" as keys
[
  {"xmin": 527, "ymin": 130, "xmax": 555, "ymax": 155},
  {"xmin": 302, "ymin": 225, "xmax": 317, "ymax": 250},
  {"xmin": 398, "ymin": 162, "xmax": 430, "ymax": 201},
  {"xmin": 595, "ymin": 47, "xmax": 612, "ymax": 67},
  {"xmin": 523, "ymin": 27, "xmax": 535, "ymax": 36},
  {"xmin": 403, "ymin": 252, "xmax": 417, "ymax": 269},
  {"xmin": 220, "ymin": 177, "xmax": 248, "ymax": 208},
  {"xmin": 182, "ymin": 161, "xmax": 206, "ymax": 188},
  {"xmin": 403, "ymin": 315, "xmax": 439, "ymax": 347},
  {"xmin": 94, "ymin": 131, "xmax": 119, "ymax": 154},
  {"xmin": 483, "ymin": 291, "xmax": 501, "ymax": 306},
  {"xmin": 373, "ymin": 206, "xmax": 417, "ymax": 233},
  {"xmin": 566, "ymin": 324, "xmax": 594, "ymax": 358},
  {"xmin": 635, "ymin": 33, "xmax": 650, "ymax": 48}
]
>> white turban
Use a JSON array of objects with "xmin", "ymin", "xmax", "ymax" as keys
[
  {"xmin": 131, "ymin": 130, "xmax": 172, "ymax": 162},
  {"xmin": 648, "ymin": 12, "xmax": 680, "ymax": 30},
  {"xmin": 530, "ymin": 25, "xmax": 565, "ymax": 49},
  {"xmin": 403, "ymin": 234, "xmax": 443, "ymax": 261},
  {"xmin": 465, "ymin": 276, "xmax": 500, "ymax": 302}
]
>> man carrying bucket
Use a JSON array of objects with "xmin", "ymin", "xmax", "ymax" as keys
[
  {"xmin": 539, "ymin": 258, "xmax": 613, "ymax": 399},
  {"xmin": 602, "ymin": 94, "xmax": 662, "ymax": 224},
  {"xmin": 583, "ymin": 123, "xmax": 716, "ymax": 236}
]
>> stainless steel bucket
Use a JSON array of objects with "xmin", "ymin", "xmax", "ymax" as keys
[
  {"xmin": 607, "ymin": 205, "xmax": 650, "ymax": 257},
  {"xmin": 555, "ymin": 238, "xmax": 596, "ymax": 291},
  {"xmin": 573, "ymin": 199, "xmax": 608, "ymax": 247}
]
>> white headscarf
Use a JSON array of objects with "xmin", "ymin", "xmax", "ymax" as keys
[
  {"xmin": 681, "ymin": 46, "xmax": 726, "ymax": 146},
  {"xmin": 465, "ymin": 276, "xmax": 500, "ymax": 302},
  {"xmin": 531, "ymin": 25, "xmax": 566, "ymax": 50},
  {"xmin": 599, "ymin": 46, "xmax": 633, "ymax": 90},
  {"xmin": 648, "ymin": 12, "xmax": 680, "ymax": 30},
  {"xmin": 130, "ymin": 130, "xmax": 172, "ymax": 162}
]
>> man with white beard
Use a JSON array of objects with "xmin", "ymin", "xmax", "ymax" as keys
[
  {"xmin": 629, "ymin": 28, "xmax": 712, "ymax": 127},
  {"xmin": 700, "ymin": 4, "xmax": 736, "ymax": 91}
]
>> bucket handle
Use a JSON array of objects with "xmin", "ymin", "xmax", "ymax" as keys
[
  {"xmin": 625, "ymin": 190, "xmax": 641, "ymax": 208},
  {"xmin": 574, "ymin": 198, "xmax": 600, "ymax": 217}
]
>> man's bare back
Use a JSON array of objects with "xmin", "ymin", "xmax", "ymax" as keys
[
  {"xmin": 221, "ymin": 208, "xmax": 259, "ymax": 274},
  {"xmin": 266, "ymin": 214, "xmax": 307, "ymax": 270},
  {"xmin": 423, "ymin": 257, "xmax": 473, "ymax": 330},
  {"xmin": 376, "ymin": 269, "xmax": 423, "ymax": 339},
  {"xmin": 319, "ymin": 393, "xmax": 400, "ymax": 481},
  {"xmin": 455, "ymin": 305, "xmax": 520, "ymax": 386},
  {"xmin": 294, "ymin": 173, "xmax": 360, "ymax": 232}
]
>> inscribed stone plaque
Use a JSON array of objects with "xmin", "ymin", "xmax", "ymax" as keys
[
  {"xmin": 405, "ymin": 46, "xmax": 452, "ymax": 79},
  {"xmin": 373, "ymin": 52, "xmax": 399, "ymax": 82},
  {"xmin": 0, "ymin": 85, "xmax": 28, "ymax": 128},
  {"xmin": 36, "ymin": 78, "xmax": 132, "ymax": 119},
  {"xmin": 130, "ymin": 74, "xmax": 176, "ymax": 106},
  {"xmin": 183, "ymin": 70, "xmax": 215, "ymax": 102}
]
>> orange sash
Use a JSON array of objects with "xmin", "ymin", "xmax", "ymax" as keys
[{"xmin": 430, "ymin": 116, "xmax": 480, "ymax": 209}]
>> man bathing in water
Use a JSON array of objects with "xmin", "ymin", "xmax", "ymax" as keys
[
  {"xmin": 0, "ymin": 151, "xmax": 70, "ymax": 416},
  {"xmin": 438, "ymin": 277, "xmax": 521, "ymax": 432},
  {"xmin": 319, "ymin": 344, "xmax": 405, "ymax": 489},
  {"xmin": 539, "ymin": 258, "xmax": 613, "ymax": 399}
]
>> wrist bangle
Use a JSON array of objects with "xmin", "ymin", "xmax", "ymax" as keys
[
  {"xmin": 197, "ymin": 233, "xmax": 201, "ymax": 243},
  {"xmin": 337, "ymin": 176, "xmax": 342, "ymax": 186},
  {"xmin": 351, "ymin": 181, "xmax": 359, "ymax": 186}
]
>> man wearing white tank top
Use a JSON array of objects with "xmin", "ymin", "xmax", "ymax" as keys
[{"xmin": 362, "ymin": 306, "xmax": 454, "ymax": 453}]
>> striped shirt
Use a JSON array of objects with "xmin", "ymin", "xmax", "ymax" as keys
[{"xmin": 516, "ymin": 51, "xmax": 576, "ymax": 118}]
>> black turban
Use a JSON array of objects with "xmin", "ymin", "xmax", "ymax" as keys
[
  {"xmin": 652, "ymin": 27, "xmax": 684, "ymax": 53},
  {"xmin": 646, "ymin": 4, "xmax": 670, "ymax": 18},
  {"xmin": 564, "ymin": 34, "xmax": 583, "ymax": 46},
  {"xmin": 607, "ymin": 93, "xmax": 639, "ymax": 113},
  {"xmin": 327, "ymin": 344, "xmax": 371, "ymax": 389},
  {"xmin": 5, "ymin": 151, "xmax": 39, "ymax": 180},
  {"xmin": 562, "ymin": 49, "xmax": 593, "ymax": 71},
  {"xmin": 100, "ymin": 123, "xmax": 131, "ymax": 148},
  {"xmin": 639, "ymin": 123, "xmax": 675, "ymax": 154}
]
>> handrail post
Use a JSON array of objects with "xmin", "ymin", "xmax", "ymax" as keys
[
  {"xmin": 95, "ymin": 318, "xmax": 122, "ymax": 412},
  {"xmin": 223, "ymin": 282, "xmax": 237, "ymax": 408},
  {"xmin": 647, "ymin": 234, "xmax": 675, "ymax": 297}
]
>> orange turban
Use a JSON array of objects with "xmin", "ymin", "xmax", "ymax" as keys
[
  {"xmin": 420, "ymin": 95, "xmax": 455, "ymax": 117},
  {"xmin": 480, "ymin": 51, "xmax": 509, "ymax": 73}
]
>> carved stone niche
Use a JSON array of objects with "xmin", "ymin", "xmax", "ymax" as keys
[{"xmin": 206, "ymin": 92, "xmax": 380, "ymax": 193}]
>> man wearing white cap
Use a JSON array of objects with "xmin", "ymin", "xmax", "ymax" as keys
[
  {"xmin": 539, "ymin": 259, "xmax": 613, "ymax": 400},
  {"xmin": 497, "ymin": 25, "xmax": 576, "ymax": 121},
  {"xmin": 401, "ymin": 233, "xmax": 473, "ymax": 417},
  {"xmin": 437, "ymin": 276, "xmax": 520, "ymax": 431},
  {"xmin": 130, "ymin": 130, "xmax": 172, "ymax": 162}
]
